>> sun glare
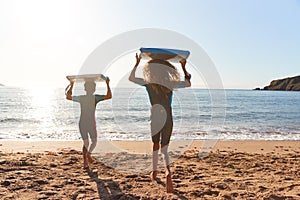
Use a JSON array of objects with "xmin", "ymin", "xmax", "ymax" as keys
[{"xmin": 28, "ymin": 87, "xmax": 55, "ymax": 124}]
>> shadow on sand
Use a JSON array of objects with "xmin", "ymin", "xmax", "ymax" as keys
[{"xmin": 86, "ymin": 168, "xmax": 139, "ymax": 200}]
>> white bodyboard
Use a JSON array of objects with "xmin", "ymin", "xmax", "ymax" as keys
[{"xmin": 66, "ymin": 74, "xmax": 107, "ymax": 82}]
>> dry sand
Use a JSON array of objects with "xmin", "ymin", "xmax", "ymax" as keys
[{"xmin": 0, "ymin": 140, "xmax": 300, "ymax": 199}]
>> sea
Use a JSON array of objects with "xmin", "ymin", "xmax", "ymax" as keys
[{"xmin": 0, "ymin": 86, "xmax": 300, "ymax": 141}]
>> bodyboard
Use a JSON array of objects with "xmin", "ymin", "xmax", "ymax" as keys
[
  {"xmin": 140, "ymin": 47, "xmax": 190, "ymax": 62},
  {"xmin": 66, "ymin": 74, "xmax": 107, "ymax": 82}
]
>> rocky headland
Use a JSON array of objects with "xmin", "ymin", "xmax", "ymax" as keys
[{"xmin": 256, "ymin": 75, "xmax": 300, "ymax": 91}]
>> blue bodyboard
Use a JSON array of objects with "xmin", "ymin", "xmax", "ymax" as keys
[{"xmin": 140, "ymin": 47, "xmax": 190, "ymax": 62}]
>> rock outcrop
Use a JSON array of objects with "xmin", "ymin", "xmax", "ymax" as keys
[{"xmin": 263, "ymin": 75, "xmax": 300, "ymax": 91}]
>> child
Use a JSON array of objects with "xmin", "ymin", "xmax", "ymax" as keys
[
  {"xmin": 66, "ymin": 78, "xmax": 112, "ymax": 169},
  {"xmin": 129, "ymin": 53, "xmax": 191, "ymax": 193}
]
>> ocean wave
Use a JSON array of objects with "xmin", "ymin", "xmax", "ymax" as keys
[{"xmin": 0, "ymin": 118, "xmax": 40, "ymax": 123}]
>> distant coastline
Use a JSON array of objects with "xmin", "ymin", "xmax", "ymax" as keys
[{"xmin": 255, "ymin": 75, "xmax": 300, "ymax": 91}]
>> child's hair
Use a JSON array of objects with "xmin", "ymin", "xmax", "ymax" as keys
[
  {"xmin": 84, "ymin": 81, "xmax": 96, "ymax": 92},
  {"xmin": 143, "ymin": 59, "xmax": 180, "ymax": 89}
]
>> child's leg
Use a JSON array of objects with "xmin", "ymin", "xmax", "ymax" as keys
[
  {"xmin": 87, "ymin": 128, "xmax": 98, "ymax": 163},
  {"xmin": 82, "ymin": 139, "xmax": 89, "ymax": 168},
  {"xmin": 88, "ymin": 136, "xmax": 97, "ymax": 154},
  {"xmin": 161, "ymin": 115, "xmax": 172, "ymax": 171},
  {"xmin": 161, "ymin": 144, "xmax": 173, "ymax": 193},
  {"xmin": 151, "ymin": 142, "xmax": 160, "ymax": 180},
  {"xmin": 80, "ymin": 124, "xmax": 90, "ymax": 168},
  {"xmin": 151, "ymin": 124, "xmax": 160, "ymax": 181},
  {"xmin": 161, "ymin": 144, "xmax": 170, "ymax": 172},
  {"xmin": 87, "ymin": 137, "xmax": 97, "ymax": 163},
  {"xmin": 161, "ymin": 115, "xmax": 173, "ymax": 193}
]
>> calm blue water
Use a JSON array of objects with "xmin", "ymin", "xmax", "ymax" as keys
[{"xmin": 0, "ymin": 86, "xmax": 299, "ymax": 140}]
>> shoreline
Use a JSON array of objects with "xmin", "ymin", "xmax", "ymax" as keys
[{"xmin": 1, "ymin": 139, "xmax": 299, "ymax": 154}]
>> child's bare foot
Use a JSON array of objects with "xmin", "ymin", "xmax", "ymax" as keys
[
  {"xmin": 166, "ymin": 172, "xmax": 173, "ymax": 193},
  {"xmin": 87, "ymin": 153, "xmax": 94, "ymax": 164},
  {"xmin": 83, "ymin": 160, "xmax": 89, "ymax": 169},
  {"xmin": 150, "ymin": 171, "xmax": 158, "ymax": 181},
  {"xmin": 83, "ymin": 154, "xmax": 89, "ymax": 169},
  {"xmin": 83, "ymin": 164, "xmax": 89, "ymax": 169}
]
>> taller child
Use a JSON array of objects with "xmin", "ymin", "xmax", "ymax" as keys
[{"xmin": 129, "ymin": 54, "xmax": 191, "ymax": 193}]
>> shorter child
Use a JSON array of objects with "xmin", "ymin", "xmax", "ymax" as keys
[{"xmin": 66, "ymin": 78, "xmax": 112, "ymax": 169}]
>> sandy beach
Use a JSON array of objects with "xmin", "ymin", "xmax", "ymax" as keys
[{"xmin": 1, "ymin": 140, "xmax": 300, "ymax": 199}]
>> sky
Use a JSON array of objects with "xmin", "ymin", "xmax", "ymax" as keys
[{"xmin": 0, "ymin": 0, "xmax": 299, "ymax": 89}]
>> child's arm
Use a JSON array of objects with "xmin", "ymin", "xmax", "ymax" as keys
[
  {"xmin": 103, "ymin": 77, "xmax": 112, "ymax": 100},
  {"xmin": 65, "ymin": 81, "xmax": 74, "ymax": 100},
  {"xmin": 177, "ymin": 59, "xmax": 191, "ymax": 88},
  {"xmin": 129, "ymin": 53, "xmax": 146, "ymax": 86}
]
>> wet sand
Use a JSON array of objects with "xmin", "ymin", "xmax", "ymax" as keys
[{"xmin": 1, "ymin": 140, "xmax": 300, "ymax": 199}]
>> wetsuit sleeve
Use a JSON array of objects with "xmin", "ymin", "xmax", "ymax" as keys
[
  {"xmin": 72, "ymin": 96, "xmax": 81, "ymax": 102},
  {"xmin": 95, "ymin": 95, "xmax": 105, "ymax": 103}
]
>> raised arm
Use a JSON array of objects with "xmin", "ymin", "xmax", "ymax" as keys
[
  {"xmin": 65, "ymin": 81, "xmax": 74, "ymax": 100},
  {"xmin": 128, "ymin": 53, "xmax": 146, "ymax": 86},
  {"xmin": 177, "ymin": 59, "xmax": 191, "ymax": 88},
  {"xmin": 103, "ymin": 77, "xmax": 112, "ymax": 100}
]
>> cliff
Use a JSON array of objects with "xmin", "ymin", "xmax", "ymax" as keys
[{"xmin": 263, "ymin": 75, "xmax": 300, "ymax": 91}]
